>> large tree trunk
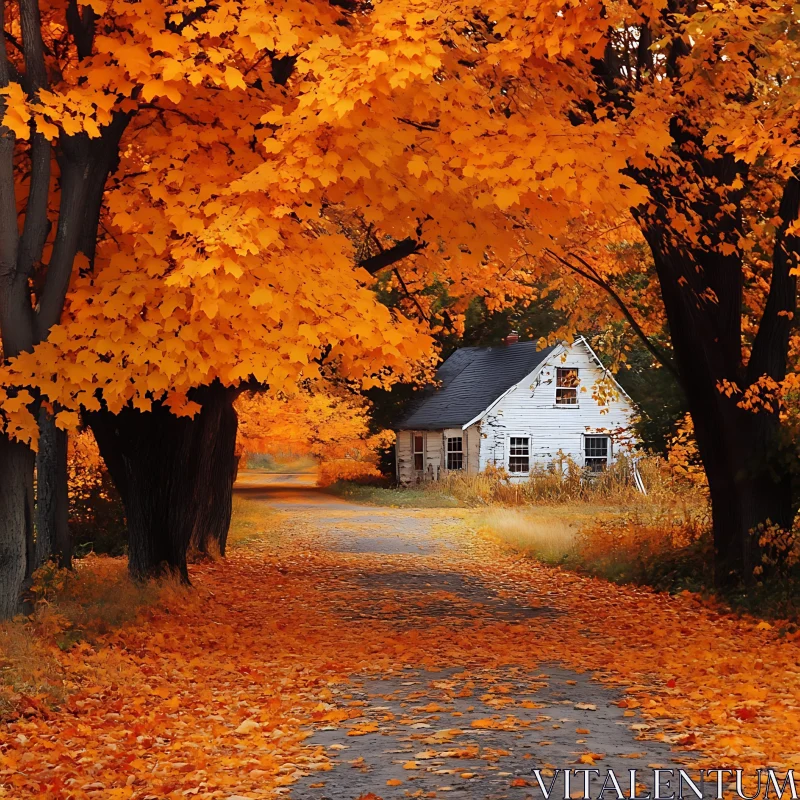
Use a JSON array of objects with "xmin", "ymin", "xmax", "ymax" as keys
[
  {"xmin": 86, "ymin": 382, "xmax": 239, "ymax": 581},
  {"xmin": 688, "ymin": 387, "xmax": 793, "ymax": 585},
  {"xmin": 87, "ymin": 403, "xmax": 196, "ymax": 582},
  {"xmin": 190, "ymin": 383, "xmax": 239, "ymax": 558},
  {"xmin": 0, "ymin": 2, "xmax": 131, "ymax": 618},
  {"xmin": 641, "ymin": 170, "xmax": 799, "ymax": 586},
  {"xmin": 0, "ymin": 437, "xmax": 35, "ymax": 618},
  {"xmin": 35, "ymin": 408, "xmax": 71, "ymax": 569}
]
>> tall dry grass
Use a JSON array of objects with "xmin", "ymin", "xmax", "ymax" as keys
[
  {"xmin": 467, "ymin": 455, "xmax": 711, "ymax": 589},
  {"xmin": 227, "ymin": 494, "xmax": 285, "ymax": 548},
  {"xmin": 0, "ymin": 622, "xmax": 65, "ymax": 716},
  {"xmin": 479, "ymin": 507, "xmax": 582, "ymax": 564},
  {"xmin": 436, "ymin": 454, "xmax": 705, "ymax": 511},
  {"xmin": 480, "ymin": 502, "xmax": 711, "ymax": 589}
]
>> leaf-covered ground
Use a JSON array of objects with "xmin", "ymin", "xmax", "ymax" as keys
[{"xmin": 3, "ymin": 473, "xmax": 800, "ymax": 799}]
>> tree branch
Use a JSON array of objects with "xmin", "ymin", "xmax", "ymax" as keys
[
  {"xmin": 397, "ymin": 117, "xmax": 440, "ymax": 132},
  {"xmin": 271, "ymin": 54, "xmax": 296, "ymax": 86},
  {"xmin": 746, "ymin": 171, "xmax": 800, "ymax": 386},
  {"xmin": 66, "ymin": 0, "xmax": 95, "ymax": 60},
  {"xmin": 165, "ymin": 1, "xmax": 220, "ymax": 35},
  {"xmin": 3, "ymin": 30, "xmax": 24, "ymax": 57},
  {"xmin": 35, "ymin": 135, "xmax": 91, "ymax": 340},
  {"xmin": 544, "ymin": 248, "xmax": 683, "ymax": 384},
  {"xmin": 17, "ymin": 0, "xmax": 51, "ymax": 282},
  {"xmin": 34, "ymin": 108, "xmax": 133, "ymax": 341},
  {"xmin": 392, "ymin": 266, "xmax": 429, "ymax": 322},
  {"xmin": 358, "ymin": 237, "xmax": 425, "ymax": 274},
  {"xmin": 75, "ymin": 111, "xmax": 133, "ymax": 269},
  {"xmin": 0, "ymin": 3, "xmax": 33, "ymax": 359}
]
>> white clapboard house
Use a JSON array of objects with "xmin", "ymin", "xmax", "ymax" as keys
[{"xmin": 395, "ymin": 334, "xmax": 637, "ymax": 484}]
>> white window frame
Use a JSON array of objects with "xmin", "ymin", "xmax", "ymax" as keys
[
  {"xmin": 506, "ymin": 434, "xmax": 531, "ymax": 475},
  {"xmin": 412, "ymin": 432, "xmax": 425, "ymax": 472},
  {"xmin": 446, "ymin": 436, "xmax": 464, "ymax": 470},
  {"xmin": 555, "ymin": 367, "xmax": 579, "ymax": 407},
  {"xmin": 583, "ymin": 434, "xmax": 611, "ymax": 473}
]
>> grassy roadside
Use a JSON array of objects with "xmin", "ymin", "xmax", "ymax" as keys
[
  {"xmin": 2, "ymin": 493, "xmax": 281, "ymax": 720},
  {"xmin": 324, "ymin": 481, "xmax": 461, "ymax": 508},
  {"xmin": 478, "ymin": 504, "xmax": 713, "ymax": 590},
  {"xmin": 227, "ymin": 494, "xmax": 285, "ymax": 548}
]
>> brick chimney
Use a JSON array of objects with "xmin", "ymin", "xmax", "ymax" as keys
[{"xmin": 505, "ymin": 331, "xmax": 520, "ymax": 345}]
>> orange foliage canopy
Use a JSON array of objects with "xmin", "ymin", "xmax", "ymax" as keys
[
  {"xmin": 236, "ymin": 390, "xmax": 393, "ymax": 485},
  {"xmin": 0, "ymin": 0, "xmax": 683, "ymax": 445},
  {"xmin": 1, "ymin": 0, "xmax": 798, "ymax": 423}
]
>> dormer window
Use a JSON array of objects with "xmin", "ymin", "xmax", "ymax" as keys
[{"xmin": 555, "ymin": 367, "xmax": 579, "ymax": 405}]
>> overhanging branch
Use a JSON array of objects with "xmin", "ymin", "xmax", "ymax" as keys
[
  {"xmin": 358, "ymin": 237, "xmax": 425, "ymax": 274},
  {"xmin": 544, "ymin": 248, "xmax": 683, "ymax": 385}
]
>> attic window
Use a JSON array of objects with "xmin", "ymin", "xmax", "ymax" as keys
[
  {"xmin": 508, "ymin": 437, "xmax": 530, "ymax": 473},
  {"xmin": 555, "ymin": 367, "xmax": 579, "ymax": 405},
  {"xmin": 413, "ymin": 434, "xmax": 424, "ymax": 471},
  {"xmin": 446, "ymin": 437, "xmax": 463, "ymax": 470}
]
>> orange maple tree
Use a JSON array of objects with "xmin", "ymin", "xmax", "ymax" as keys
[{"xmin": 0, "ymin": 0, "xmax": 445, "ymax": 612}]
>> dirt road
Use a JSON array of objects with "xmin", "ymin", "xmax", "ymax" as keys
[
  {"xmin": 234, "ymin": 472, "xmax": 692, "ymax": 800},
  {"xmin": 10, "ymin": 472, "xmax": 787, "ymax": 800}
]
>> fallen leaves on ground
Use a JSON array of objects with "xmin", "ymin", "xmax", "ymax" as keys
[{"xmin": 2, "ymin": 501, "xmax": 800, "ymax": 798}]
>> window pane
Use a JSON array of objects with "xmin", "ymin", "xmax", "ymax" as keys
[
  {"xmin": 413, "ymin": 434, "xmax": 424, "ymax": 471},
  {"xmin": 556, "ymin": 368, "xmax": 579, "ymax": 405},
  {"xmin": 508, "ymin": 437, "xmax": 529, "ymax": 472},
  {"xmin": 557, "ymin": 368, "xmax": 579, "ymax": 387},
  {"xmin": 584, "ymin": 436, "xmax": 608, "ymax": 458},
  {"xmin": 509, "ymin": 437, "xmax": 529, "ymax": 456},
  {"xmin": 555, "ymin": 387, "xmax": 578, "ymax": 405},
  {"xmin": 584, "ymin": 436, "xmax": 609, "ymax": 473},
  {"xmin": 446, "ymin": 436, "xmax": 463, "ymax": 470}
]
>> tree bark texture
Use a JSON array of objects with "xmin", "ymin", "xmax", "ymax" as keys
[
  {"xmin": 0, "ymin": 438, "xmax": 35, "ymax": 618},
  {"xmin": 86, "ymin": 383, "xmax": 239, "ymax": 581},
  {"xmin": 189, "ymin": 384, "xmax": 239, "ymax": 558},
  {"xmin": 35, "ymin": 408, "xmax": 71, "ymax": 570}
]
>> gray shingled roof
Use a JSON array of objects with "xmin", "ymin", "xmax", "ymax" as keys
[{"xmin": 399, "ymin": 341, "xmax": 558, "ymax": 430}]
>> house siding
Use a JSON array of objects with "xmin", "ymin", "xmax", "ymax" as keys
[
  {"xmin": 396, "ymin": 429, "xmax": 444, "ymax": 484},
  {"xmin": 396, "ymin": 430, "xmax": 412, "ymax": 484},
  {"xmin": 478, "ymin": 341, "xmax": 634, "ymax": 481},
  {"xmin": 426, "ymin": 430, "xmax": 442, "ymax": 479},
  {"xmin": 465, "ymin": 423, "xmax": 481, "ymax": 473},
  {"xmin": 396, "ymin": 426, "xmax": 481, "ymax": 483}
]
